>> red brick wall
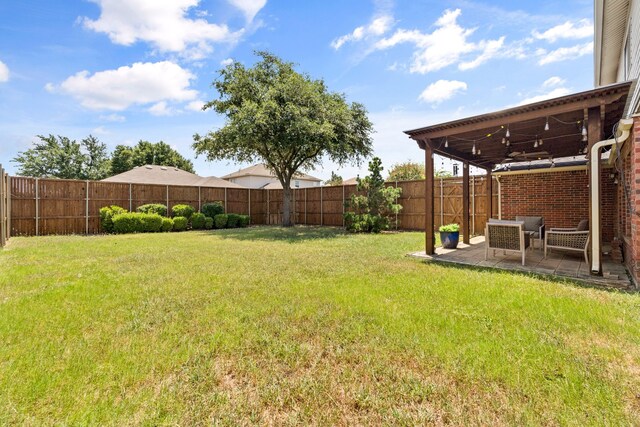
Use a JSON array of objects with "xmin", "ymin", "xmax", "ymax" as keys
[
  {"xmin": 499, "ymin": 168, "xmax": 615, "ymax": 243},
  {"xmin": 619, "ymin": 117, "xmax": 640, "ymax": 285}
]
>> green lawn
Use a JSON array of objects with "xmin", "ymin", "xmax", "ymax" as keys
[{"xmin": 1, "ymin": 227, "xmax": 639, "ymax": 425}]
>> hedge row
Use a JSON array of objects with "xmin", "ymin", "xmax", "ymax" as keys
[{"xmin": 100, "ymin": 202, "xmax": 250, "ymax": 234}]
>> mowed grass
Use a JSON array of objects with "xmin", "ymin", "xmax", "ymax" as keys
[{"xmin": 1, "ymin": 227, "xmax": 639, "ymax": 425}]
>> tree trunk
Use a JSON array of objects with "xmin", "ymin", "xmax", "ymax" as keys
[{"xmin": 282, "ymin": 181, "xmax": 292, "ymax": 227}]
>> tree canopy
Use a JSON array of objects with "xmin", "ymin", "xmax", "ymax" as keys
[
  {"xmin": 325, "ymin": 172, "xmax": 343, "ymax": 186},
  {"xmin": 12, "ymin": 134, "xmax": 110, "ymax": 180},
  {"xmin": 387, "ymin": 161, "xmax": 425, "ymax": 182},
  {"xmin": 193, "ymin": 51, "xmax": 373, "ymax": 226},
  {"xmin": 110, "ymin": 141, "xmax": 195, "ymax": 175}
]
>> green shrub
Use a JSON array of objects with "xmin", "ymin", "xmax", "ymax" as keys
[
  {"xmin": 439, "ymin": 223, "xmax": 460, "ymax": 232},
  {"xmin": 344, "ymin": 212, "xmax": 389, "ymax": 234},
  {"xmin": 112, "ymin": 212, "xmax": 163, "ymax": 233},
  {"xmin": 173, "ymin": 216, "xmax": 188, "ymax": 231},
  {"xmin": 238, "ymin": 214, "xmax": 250, "ymax": 228},
  {"xmin": 161, "ymin": 217, "xmax": 173, "ymax": 232},
  {"xmin": 136, "ymin": 203, "xmax": 167, "ymax": 217},
  {"xmin": 191, "ymin": 212, "xmax": 206, "ymax": 229},
  {"xmin": 204, "ymin": 216, "xmax": 214, "ymax": 230},
  {"xmin": 201, "ymin": 202, "xmax": 224, "ymax": 219},
  {"xmin": 172, "ymin": 204, "xmax": 195, "ymax": 219},
  {"xmin": 142, "ymin": 214, "xmax": 163, "ymax": 232},
  {"xmin": 227, "ymin": 213, "xmax": 240, "ymax": 228},
  {"xmin": 99, "ymin": 205, "xmax": 127, "ymax": 233},
  {"xmin": 214, "ymin": 214, "xmax": 228, "ymax": 229}
]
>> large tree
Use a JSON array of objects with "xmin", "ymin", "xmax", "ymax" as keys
[
  {"xmin": 387, "ymin": 161, "xmax": 425, "ymax": 182},
  {"xmin": 110, "ymin": 140, "xmax": 195, "ymax": 175},
  {"xmin": 193, "ymin": 51, "xmax": 374, "ymax": 226},
  {"xmin": 12, "ymin": 134, "xmax": 110, "ymax": 180}
]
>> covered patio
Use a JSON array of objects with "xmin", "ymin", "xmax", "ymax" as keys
[{"xmin": 405, "ymin": 81, "xmax": 633, "ymax": 286}]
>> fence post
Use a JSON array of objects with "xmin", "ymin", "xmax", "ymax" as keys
[
  {"xmin": 35, "ymin": 177, "xmax": 39, "ymax": 236},
  {"xmin": 6, "ymin": 175, "xmax": 10, "ymax": 242},
  {"xmin": 0, "ymin": 166, "xmax": 5, "ymax": 247},
  {"xmin": 395, "ymin": 180, "xmax": 399, "ymax": 230},
  {"xmin": 440, "ymin": 178, "xmax": 444, "ymax": 227},
  {"xmin": 85, "ymin": 180, "xmax": 89, "ymax": 235},
  {"xmin": 129, "ymin": 183, "xmax": 132, "ymax": 211},
  {"xmin": 224, "ymin": 188, "xmax": 227, "ymax": 213},
  {"xmin": 267, "ymin": 189, "xmax": 270, "ymax": 225},
  {"xmin": 471, "ymin": 176, "xmax": 475, "ymax": 236},
  {"xmin": 166, "ymin": 185, "xmax": 169, "ymax": 212},
  {"xmin": 198, "ymin": 186, "xmax": 201, "ymax": 212},
  {"xmin": 305, "ymin": 188, "xmax": 307, "ymax": 225},
  {"xmin": 248, "ymin": 189, "xmax": 251, "ymax": 220},
  {"xmin": 343, "ymin": 185, "xmax": 346, "ymax": 227},
  {"xmin": 292, "ymin": 188, "xmax": 295, "ymax": 225},
  {"xmin": 320, "ymin": 186, "xmax": 323, "ymax": 226}
]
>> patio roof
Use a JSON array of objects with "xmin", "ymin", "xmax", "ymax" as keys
[{"xmin": 404, "ymin": 81, "xmax": 632, "ymax": 170}]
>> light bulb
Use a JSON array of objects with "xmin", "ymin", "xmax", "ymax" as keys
[
  {"xmin": 544, "ymin": 118, "xmax": 549, "ymax": 131},
  {"xmin": 505, "ymin": 126, "xmax": 510, "ymax": 138},
  {"xmin": 534, "ymin": 139, "xmax": 539, "ymax": 148},
  {"xmin": 472, "ymin": 142, "xmax": 476, "ymax": 155},
  {"xmin": 581, "ymin": 124, "xmax": 587, "ymax": 136},
  {"xmin": 445, "ymin": 137, "xmax": 448, "ymax": 148},
  {"xmin": 501, "ymin": 137, "xmax": 505, "ymax": 144},
  {"xmin": 539, "ymin": 138, "xmax": 543, "ymax": 146}
]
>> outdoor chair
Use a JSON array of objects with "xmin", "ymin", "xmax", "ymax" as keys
[
  {"xmin": 544, "ymin": 220, "xmax": 590, "ymax": 264},
  {"xmin": 515, "ymin": 216, "xmax": 545, "ymax": 249},
  {"xmin": 485, "ymin": 219, "xmax": 531, "ymax": 266}
]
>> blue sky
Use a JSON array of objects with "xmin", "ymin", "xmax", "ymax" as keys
[{"xmin": 0, "ymin": 0, "xmax": 595, "ymax": 180}]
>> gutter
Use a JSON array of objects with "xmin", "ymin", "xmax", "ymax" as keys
[{"xmin": 590, "ymin": 118, "xmax": 633, "ymax": 274}]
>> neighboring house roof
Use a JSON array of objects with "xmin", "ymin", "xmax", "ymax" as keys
[
  {"xmin": 101, "ymin": 165, "xmax": 245, "ymax": 188},
  {"xmin": 342, "ymin": 177, "xmax": 358, "ymax": 185},
  {"xmin": 221, "ymin": 163, "xmax": 321, "ymax": 182}
]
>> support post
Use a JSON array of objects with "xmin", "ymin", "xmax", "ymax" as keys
[
  {"xmin": 462, "ymin": 162, "xmax": 470, "ymax": 244},
  {"xmin": 486, "ymin": 170, "xmax": 493, "ymax": 222},
  {"xmin": 425, "ymin": 143, "xmax": 435, "ymax": 255},
  {"xmin": 85, "ymin": 180, "xmax": 89, "ymax": 235},
  {"xmin": 587, "ymin": 106, "xmax": 604, "ymax": 273}
]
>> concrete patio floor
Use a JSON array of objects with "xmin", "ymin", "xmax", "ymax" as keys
[{"xmin": 410, "ymin": 236, "xmax": 633, "ymax": 290}]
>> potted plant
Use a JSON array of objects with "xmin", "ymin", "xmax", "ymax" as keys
[{"xmin": 439, "ymin": 223, "xmax": 460, "ymax": 249}]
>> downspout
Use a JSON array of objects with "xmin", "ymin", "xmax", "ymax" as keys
[
  {"xmin": 495, "ymin": 175, "xmax": 502, "ymax": 220},
  {"xmin": 590, "ymin": 118, "xmax": 633, "ymax": 274}
]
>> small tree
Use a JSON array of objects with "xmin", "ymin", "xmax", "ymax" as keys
[
  {"xmin": 344, "ymin": 157, "xmax": 402, "ymax": 233},
  {"xmin": 193, "ymin": 51, "xmax": 373, "ymax": 226},
  {"xmin": 325, "ymin": 172, "xmax": 343, "ymax": 186},
  {"xmin": 387, "ymin": 161, "xmax": 424, "ymax": 182},
  {"xmin": 110, "ymin": 141, "xmax": 195, "ymax": 175},
  {"xmin": 435, "ymin": 169, "xmax": 453, "ymax": 178}
]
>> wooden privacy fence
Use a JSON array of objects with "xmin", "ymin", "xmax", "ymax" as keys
[
  {"xmin": 7, "ymin": 175, "xmax": 498, "ymax": 237},
  {"xmin": 0, "ymin": 166, "xmax": 9, "ymax": 247}
]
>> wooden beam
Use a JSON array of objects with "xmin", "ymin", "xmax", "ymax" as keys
[
  {"xmin": 462, "ymin": 162, "xmax": 470, "ymax": 244},
  {"xmin": 407, "ymin": 91, "xmax": 627, "ymax": 140},
  {"xmin": 588, "ymin": 105, "xmax": 603, "ymax": 273},
  {"xmin": 425, "ymin": 144, "xmax": 435, "ymax": 255},
  {"xmin": 486, "ymin": 169, "xmax": 493, "ymax": 221}
]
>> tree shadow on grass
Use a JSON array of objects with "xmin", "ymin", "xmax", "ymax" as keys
[{"xmin": 195, "ymin": 225, "xmax": 348, "ymax": 243}]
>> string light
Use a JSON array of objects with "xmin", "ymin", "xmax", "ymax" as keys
[
  {"xmin": 534, "ymin": 137, "xmax": 539, "ymax": 148},
  {"xmin": 505, "ymin": 125, "xmax": 510, "ymax": 138},
  {"xmin": 544, "ymin": 117, "xmax": 549, "ymax": 131},
  {"xmin": 472, "ymin": 142, "xmax": 476, "ymax": 155},
  {"xmin": 539, "ymin": 138, "xmax": 543, "ymax": 146},
  {"xmin": 501, "ymin": 137, "xmax": 506, "ymax": 144},
  {"xmin": 444, "ymin": 137, "xmax": 448, "ymax": 148}
]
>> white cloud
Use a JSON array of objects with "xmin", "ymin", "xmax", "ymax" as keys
[
  {"xmin": 538, "ymin": 41, "xmax": 593, "ymax": 65},
  {"xmin": 148, "ymin": 101, "xmax": 176, "ymax": 116},
  {"xmin": 92, "ymin": 126, "xmax": 110, "ymax": 135},
  {"xmin": 0, "ymin": 60, "xmax": 9, "ymax": 82},
  {"xmin": 220, "ymin": 58, "xmax": 234, "ymax": 66},
  {"xmin": 542, "ymin": 76, "xmax": 565, "ymax": 88},
  {"xmin": 331, "ymin": 15, "xmax": 394, "ymax": 49},
  {"xmin": 533, "ymin": 19, "xmax": 593, "ymax": 43},
  {"xmin": 518, "ymin": 87, "xmax": 571, "ymax": 105},
  {"xmin": 186, "ymin": 100, "xmax": 206, "ymax": 112},
  {"xmin": 81, "ymin": 0, "xmax": 240, "ymax": 57},
  {"xmin": 418, "ymin": 80, "xmax": 467, "ymax": 104},
  {"xmin": 374, "ymin": 9, "xmax": 503, "ymax": 74},
  {"xmin": 53, "ymin": 61, "xmax": 198, "ymax": 111},
  {"xmin": 99, "ymin": 113, "xmax": 126, "ymax": 122},
  {"xmin": 226, "ymin": 0, "xmax": 266, "ymax": 22}
]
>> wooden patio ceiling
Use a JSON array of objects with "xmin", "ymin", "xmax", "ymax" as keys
[{"xmin": 404, "ymin": 81, "xmax": 632, "ymax": 170}]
